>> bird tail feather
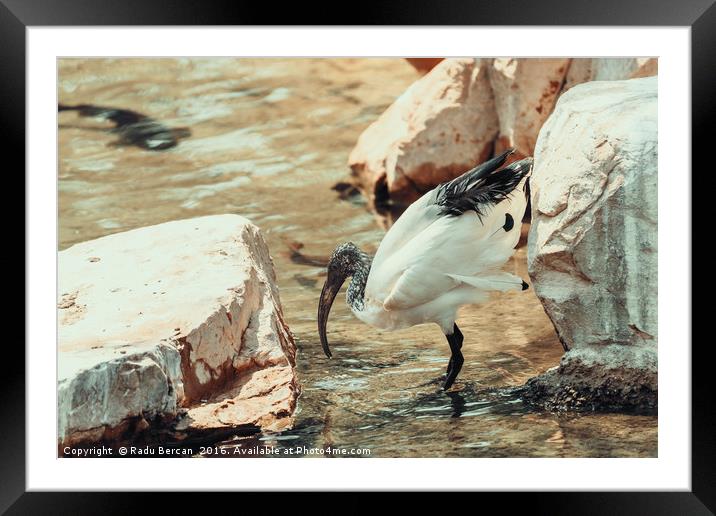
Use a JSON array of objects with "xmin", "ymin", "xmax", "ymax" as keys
[{"xmin": 447, "ymin": 272, "xmax": 527, "ymax": 292}]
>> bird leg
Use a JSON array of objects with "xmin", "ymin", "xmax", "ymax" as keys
[
  {"xmin": 445, "ymin": 324, "xmax": 464, "ymax": 373},
  {"xmin": 444, "ymin": 324, "xmax": 464, "ymax": 390}
]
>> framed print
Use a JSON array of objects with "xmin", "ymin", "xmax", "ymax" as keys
[{"xmin": 6, "ymin": 0, "xmax": 710, "ymax": 512}]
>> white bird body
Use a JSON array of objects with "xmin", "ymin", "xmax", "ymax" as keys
[
  {"xmin": 356, "ymin": 173, "xmax": 529, "ymax": 334},
  {"xmin": 318, "ymin": 150, "xmax": 533, "ymax": 389}
]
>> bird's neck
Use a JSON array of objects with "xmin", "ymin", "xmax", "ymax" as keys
[{"xmin": 346, "ymin": 251, "xmax": 372, "ymax": 312}]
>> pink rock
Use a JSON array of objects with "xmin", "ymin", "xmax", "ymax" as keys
[
  {"xmin": 488, "ymin": 58, "xmax": 571, "ymax": 160},
  {"xmin": 348, "ymin": 58, "xmax": 499, "ymax": 206}
]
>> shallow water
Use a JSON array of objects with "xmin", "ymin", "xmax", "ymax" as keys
[{"xmin": 58, "ymin": 58, "xmax": 657, "ymax": 457}]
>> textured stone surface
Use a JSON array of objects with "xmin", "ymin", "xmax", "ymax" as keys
[
  {"xmin": 525, "ymin": 76, "xmax": 657, "ymax": 411},
  {"xmin": 184, "ymin": 365, "xmax": 296, "ymax": 435},
  {"xmin": 347, "ymin": 58, "xmax": 658, "ymax": 210},
  {"xmin": 489, "ymin": 58, "xmax": 571, "ymax": 160},
  {"xmin": 58, "ymin": 215, "xmax": 298, "ymax": 448},
  {"xmin": 563, "ymin": 58, "xmax": 658, "ymax": 92},
  {"xmin": 348, "ymin": 58, "xmax": 499, "ymax": 206},
  {"xmin": 520, "ymin": 346, "xmax": 657, "ymax": 412}
]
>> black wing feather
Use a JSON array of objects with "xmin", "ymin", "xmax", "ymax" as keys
[{"xmin": 435, "ymin": 149, "xmax": 532, "ymax": 219}]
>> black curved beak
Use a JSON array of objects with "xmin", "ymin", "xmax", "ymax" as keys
[{"xmin": 317, "ymin": 271, "xmax": 347, "ymax": 359}]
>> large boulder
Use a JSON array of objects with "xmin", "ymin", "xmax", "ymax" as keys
[
  {"xmin": 524, "ymin": 76, "xmax": 657, "ymax": 412},
  {"xmin": 488, "ymin": 58, "xmax": 571, "ymax": 160},
  {"xmin": 348, "ymin": 57, "xmax": 499, "ymax": 206},
  {"xmin": 58, "ymin": 215, "xmax": 298, "ymax": 449},
  {"xmin": 347, "ymin": 58, "xmax": 659, "ymax": 210},
  {"xmin": 563, "ymin": 58, "xmax": 658, "ymax": 92}
]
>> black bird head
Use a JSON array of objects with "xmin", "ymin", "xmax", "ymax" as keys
[{"xmin": 317, "ymin": 242, "xmax": 363, "ymax": 359}]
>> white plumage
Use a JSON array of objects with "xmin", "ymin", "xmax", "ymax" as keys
[
  {"xmin": 317, "ymin": 150, "xmax": 533, "ymax": 389},
  {"xmin": 357, "ymin": 171, "xmax": 529, "ymax": 334}
]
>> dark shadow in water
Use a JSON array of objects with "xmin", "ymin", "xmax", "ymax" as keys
[
  {"xmin": 283, "ymin": 240, "xmax": 329, "ymax": 267},
  {"xmin": 292, "ymin": 273, "xmax": 318, "ymax": 289},
  {"xmin": 331, "ymin": 181, "xmax": 361, "ymax": 200},
  {"xmin": 372, "ymin": 201, "xmax": 407, "ymax": 230},
  {"xmin": 59, "ymin": 103, "xmax": 191, "ymax": 151},
  {"xmin": 446, "ymin": 390, "xmax": 467, "ymax": 418},
  {"xmin": 390, "ymin": 383, "xmax": 529, "ymax": 420}
]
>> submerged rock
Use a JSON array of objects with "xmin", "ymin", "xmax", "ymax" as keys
[
  {"xmin": 348, "ymin": 58, "xmax": 499, "ymax": 206},
  {"xmin": 58, "ymin": 215, "xmax": 298, "ymax": 450},
  {"xmin": 525, "ymin": 76, "xmax": 657, "ymax": 412},
  {"xmin": 520, "ymin": 346, "xmax": 657, "ymax": 413}
]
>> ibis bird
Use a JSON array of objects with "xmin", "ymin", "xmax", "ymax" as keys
[{"xmin": 317, "ymin": 149, "xmax": 533, "ymax": 390}]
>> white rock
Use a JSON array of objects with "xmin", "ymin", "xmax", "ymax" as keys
[
  {"xmin": 488, "ymin": 58, "xmax": 571, "ymax": 159},
  {"xmin": 348, "ymin": 57, "xmax": 498, "ymax": 205},
  {"xmin": 563, "ymin": 58, "xmax": 657, "ymax": 92},
  {"xmin": 58, "ymin": 215, "xmax": 298, "ymax": 446},
  {"xmin": 528, "ymin": 76, "xmax": 657, "ymax": 356}
]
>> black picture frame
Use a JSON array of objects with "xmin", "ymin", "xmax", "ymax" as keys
[{"xmin": 5, "ymin": 0, "xmax": 708, "ymax": 513}]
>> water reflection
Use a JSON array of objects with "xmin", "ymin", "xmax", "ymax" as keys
[
  {"xmin": 446, "ymin": 391, "xmax": 466, "ymax": 418},
  {"xmin": 59, "ymin": 103, "xmax": 191, "ymax": 150}
]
